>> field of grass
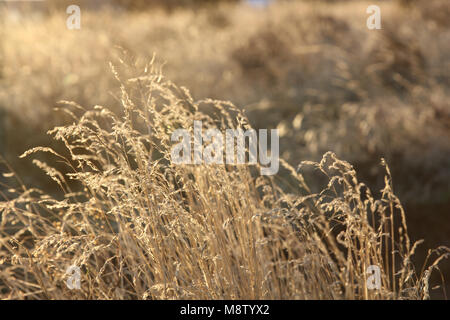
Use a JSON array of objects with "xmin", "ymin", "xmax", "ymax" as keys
[{"xmin": 0, "ymin": 0, "xmax": 449, "ymax": 299}]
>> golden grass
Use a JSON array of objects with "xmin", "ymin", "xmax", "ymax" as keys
[
  {"xmin": 0, "ymin": 61, "xmax": 448, "ymax": 299},
  {"xmin": 0, "ymin": 0, "xmax": 449, "ymax": 299}
]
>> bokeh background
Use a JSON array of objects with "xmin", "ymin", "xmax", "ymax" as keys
[{"xmin": 0, "ymin": 0, "xmax": 449, "ymax": 297}]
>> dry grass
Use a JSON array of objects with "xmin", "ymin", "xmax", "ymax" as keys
[
  {"xmin": 0, "ymin": 61, "xmax": 448, "ymax": 299},
  {"xmin": 0, "ymin": 0, "xmax": 449, "ymax": 299}
]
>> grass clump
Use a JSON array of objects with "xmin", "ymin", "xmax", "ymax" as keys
[{"xmin": 0, "ymin": 61, "xmax": 447, "ymax": 299}]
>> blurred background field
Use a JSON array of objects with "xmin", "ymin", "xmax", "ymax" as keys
[{"xmin": 0, "ymin": 0, "xmax": 449, "ymax": 297}]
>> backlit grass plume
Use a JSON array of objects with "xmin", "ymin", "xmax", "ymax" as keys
[{"xmin": 0, "ymin": 61, "xmax": 447, "ymax": 300}]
